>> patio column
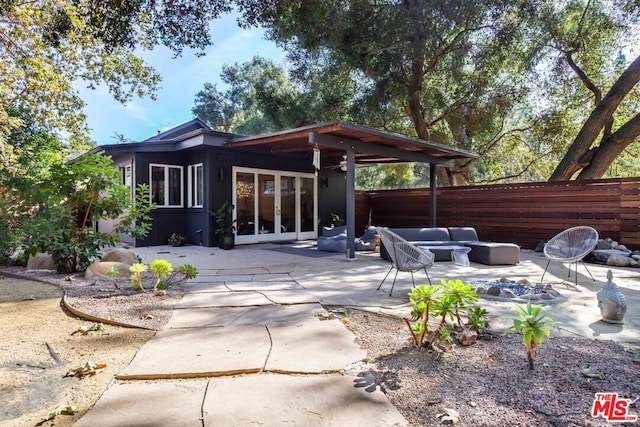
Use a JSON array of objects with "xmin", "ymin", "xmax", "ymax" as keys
[
  {"xmin": 346, "ymin": 149, "xmax": 356, "ymax": 259},
  {"xmin": 430, "ymin": 163, "xmax": 437, "ymax": 227}
]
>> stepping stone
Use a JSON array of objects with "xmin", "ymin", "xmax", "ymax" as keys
[
  {"xmin": 74, "ymin": 381, "xmax": 207, "ymax": 427},
  {"xmin": 231, "ymin": 304, "xmax": 324, "ymax": 325},
  {"xmin": 265, "ymin": 319, "xmax": 366, "ymax": 373},
  {"xmin": 118, "ymin": 326, "xmax": 270, "ymax": 379},
  {"xmin": 175, "ymin": 291, "xmax": 274, "ymax": 309},
  {"xmin": 225, "ymin": 281, "xmax": 299, "ymax": 291},
  {"xmin": 202, "ymin": 374, "xmax": 408, "ymax": 426},
  {"xmin": 166, "ymin": 305, "xmax": 323, "ymax": 328},
  {"xmin": 166, "ymin": 306, "xmax": 253, "ymax": 328},
  {"xmin": 181, "ymin": 280, "xmax": 228, "ymax": 293},
  {"xmin": 260, "ymin": 289, "xmax": 320, "ymax": 304}
]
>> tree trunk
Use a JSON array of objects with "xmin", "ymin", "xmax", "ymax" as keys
[
  {"xmin": 550, "ymin": 54, "xmax": 640, "ymax": 181},
  {"xmin": 577, "ymin": 112, "xmax": 640, "ymax": 179}
]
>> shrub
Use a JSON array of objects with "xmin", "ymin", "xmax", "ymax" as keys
[
  {"xmin": 404, "ymin": 279, "xmax": 487, "ymax": 350},
  {"xmin": 504, "ymin": 301, "xmax": 559, "ymax": 369}
]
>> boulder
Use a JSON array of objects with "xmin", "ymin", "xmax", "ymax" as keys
[
  {"xmin": 616, "ymin": 244, "xmax": 630, "ymax": 252},
  {"xmin": 595, "ymin": 239, "xmax": 612, "ymax": 250},
  {"xmin": 501, "ymin": 289, "xmax": 517, "ymax": 298},
  {"xmin": 26, "ymin": 253, "xmax": 56, "ymax": 270},
  {"xmin": 101, "ymin": 248, "xmax": 139, "ymax": 265},
  {"xmin": 457, "ymin": 329, "xmax": 478, "ymax": 346},
  {"xmin": 593, "ymin": 249, "xmax": 631, "ymax": 263},
  {"xmin": 85, "ymin": 261, "xmax": 132, "ymax": 279},
  {"xmin": 486, "ymin": 286, "xmax": 501, "ymax": 296},
  {"xmin": 606, "ymin": 254, "xmax": 636, "ymax": 267}
]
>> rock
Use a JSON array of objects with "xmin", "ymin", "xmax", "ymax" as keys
[
  {"xmin": 606, "ymin": 254, "xmax": 635, "ymax": 267},
  {"xmin": 543, "ymin": 283, "xmax": 554, "ymax": 291},
  {"xmin": 486, "ymin": 286, "xmax": 501, "ymax": 296},
  {"xmin": 457, "ymin": 329, "xmax": 477, "ymax": 346},
  {"xmin": 534, "ymin": 241, "xmax": 546, "ymax": 252},
  {"xmin": 523, "ymin": 294, "xmax": 541, "ymax": 300},
  {"xmin": 101, "ymin": 248, "xmax": 139, "ymax": 266},
  {"xmin": 632, "ymin": 255, "xmax": 640, "ymax": 261},
  {"xmin": 498, "ymin": 277, "xmax": 510, "ymax": 283},
  {"xmin": 475, "ymin": 287, "xmax": 486, "ymax": 294},
  {"xmin": 517, "ymin": 278, "xmax": 532, "ymax": 286},
  {"xmin": 595, "ymin": 239, "xmax": 612, "ymax": 250},
  {"xmin": 26, "ymin": 253, "xmax": 56, "ymax": 270},
  {"xmin": 501, "ymin": 289, "xmax": 517, "ymax": 298},
  {"xmin": 546, "ymin": 289, "xmax": 560, "ymax": 297},
  {"xmin": 540, "ymin": 292, "xmax": 554, "ymax": 300},
  {"xmin": 593, "ymin": 249, "xmax": 631, "ymax": 263},
  {"xmin": 85, "ymin": 261, "xmax": 131, "ymax": 279},
  {"xmin": 616, "ymin": 244, "xmax": 629, "ymax": 252}
]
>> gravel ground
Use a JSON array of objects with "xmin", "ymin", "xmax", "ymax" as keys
[
  {"xmin": 2, "ymin": 267, "xmax": 639, "ymax": 427},
  {"xmin": 346, "ymin": 309, "xmax": 640, "ymax": 427}
]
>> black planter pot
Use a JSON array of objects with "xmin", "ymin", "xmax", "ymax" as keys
[{"xmin": 221, "ymin": 235, "xmax": 235, "ymax": 250}]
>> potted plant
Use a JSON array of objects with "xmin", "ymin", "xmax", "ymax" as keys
[
  {"xmin": 212, "ymin": 201, "xmax": 237, "ymax": 250},
  {"xmin": 168, "ymin": 233, "xmax": 186, "ymax": 247}
]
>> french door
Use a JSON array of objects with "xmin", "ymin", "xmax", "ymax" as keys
[{"xmin": 233, "ymin": 167, "xmax": 317, "ymax": 244}]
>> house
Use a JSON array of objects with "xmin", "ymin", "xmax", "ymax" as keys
[{"xmin": 92, "ymin": 119, "xmax": 477, "ymax": 251}]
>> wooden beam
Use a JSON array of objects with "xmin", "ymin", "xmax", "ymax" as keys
[{"xmin": 309, "ymin": 132, "xmax": 455, "ymax": 167}]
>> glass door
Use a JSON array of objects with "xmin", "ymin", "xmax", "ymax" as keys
[
  {"xmin": 233, "ymin": 167, "xmax": 316, "ymax": 244},
  {"xmin": 279, "ymin": 175, "xmax": 297, "ymax": 240}
]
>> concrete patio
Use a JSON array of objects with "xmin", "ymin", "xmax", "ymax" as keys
[{"xmin": 75, "ymin": 243, "xmax": 640, "ymax": 426}]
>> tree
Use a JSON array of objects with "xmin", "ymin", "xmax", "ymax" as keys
[
  {"xmin": 236, "ymin": 0, "xmax": 543, "ymax": 184},
  {"xmin": 193, "ymin": 55, "xmax": 361, "ymax": 134},
  {"xmin": 0, "ymin": 0, "xmax": 232, "ymax": 170},
  {"xmin": 22, "ymin": 153, "xmax": 154, "ymax": 272},
  {"xmin": 236, "ymin": 0, "xmax": 640, "ymax": 183}
]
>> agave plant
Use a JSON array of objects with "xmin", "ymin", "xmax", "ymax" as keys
[{"xmin": 504, "ymin": 301, "xmax": 559, "ymax": 369}]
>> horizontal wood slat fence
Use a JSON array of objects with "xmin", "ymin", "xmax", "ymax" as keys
[{"xmin": 355, "ymin": 177, "xmax": 640, "ymax": 250}]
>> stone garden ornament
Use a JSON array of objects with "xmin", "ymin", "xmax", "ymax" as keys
[{"xmin": 596, "ymin": 270, "xmax": 627, "ymax": 324}]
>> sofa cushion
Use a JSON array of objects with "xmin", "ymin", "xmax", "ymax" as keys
[
  {"xmin": 448, "ymin": 227, "xmax": 479, "ymax": 242},
  {"xmin": 317, "ymin": 234, "xmax": 347, "ymax": 252},
  {"xmin": 322, "ymin": 225, "xmax": 347, "ymax": 237},
  {"xmin": 465, "ymin": 242, "xmax": 520, "ymax": 265},
  {"xmin": 389, "ymin": 227, "xmax": 451, "ymax": 242}
]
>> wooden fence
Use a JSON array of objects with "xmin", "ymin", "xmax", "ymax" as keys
[{"xmin": 355, "ymin": 177, "xmax": 640, "ymax": 249}]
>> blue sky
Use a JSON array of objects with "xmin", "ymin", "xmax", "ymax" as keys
[{"xmin": 80, "ymin": 13, "xmax": 286, "ymax": 145}]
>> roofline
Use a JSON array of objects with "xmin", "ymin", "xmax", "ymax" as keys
[{"xmin": 229, "ymin": 120, "xmax": 478, "ymax": 159}]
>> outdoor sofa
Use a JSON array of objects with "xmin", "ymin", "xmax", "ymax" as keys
[
  {"xmin": 379, "ymin": 227, "xmax": 520, "ymax": 266},
  {"xmin": 317, "ymin": 225, "xmax": 377, "ymax": 252}
]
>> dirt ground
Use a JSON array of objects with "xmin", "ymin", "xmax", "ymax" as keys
[{"xmin": 0, "ymin": 276, "xmax": 154, "ymax": 427}]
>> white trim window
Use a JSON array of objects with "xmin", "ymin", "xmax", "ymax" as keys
[
  {"xmin": 188, "ymin": 163, "xmax": 204, "ymax": 208},
  {"xmin": 150, "ymin": 164, "xmax": 183, "ymax": 207},
  {"xmin": 119, "ymin": 164, "xmax": 132, "ymax": 198}
]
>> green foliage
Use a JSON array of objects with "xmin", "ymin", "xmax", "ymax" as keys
[
  {"xmin": 128, "ymin": 260, "xmax": 198, "ymax": 291},
  {"xmin": 236, "ymin": 1, "xmax": 640, "ymax": 182},
  {"xmin": 504, "ymin": 302, "xmax": 559, "ymax": 369},
  {"xmin": 20, "ymin": 154, "xmax": 154, "ymax": 272},
  {"xmin": 467, "ymin": 307, "xmax": 490, "ymax": 335},
  {"xmin": 150, "ymin": 259, "xmax": 174, "ymax": 291},
  {"xmin": 404, "ymin": 280, "xmax": 486, "ymax": 350},
  {"xmin": 0, "ymin": 0, "xmax": 235, "ymax": 159},
  {"xmin": 178, "ymin": 264, "xmax": 198, "ymax": 280},
  {"xmin": 212, "ymin": 201, "xmax": 237, "ymax": 237},
  {"xmin": 129, "ymin": 263, "xmax": 148, "ymax": 291}
]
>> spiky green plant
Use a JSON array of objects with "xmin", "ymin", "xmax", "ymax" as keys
[
  {"xmin": 149, "ymin": 259, "xmax": 173, "ymax": 291},
  {"xmin": 129, "ymin": 263, "xmax": 148, "ymax": 291},
  {"xmin": 504, "ymin": 302, "xmax": 559, "ymax": 369}
]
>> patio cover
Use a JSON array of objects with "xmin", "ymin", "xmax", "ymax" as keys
[{"xmin": 229, "ymin": 121, "xmax": 478, "ymax": 259}]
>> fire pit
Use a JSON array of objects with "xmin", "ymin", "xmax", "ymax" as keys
[{"xmin": 469, "ymin": 278, "xmax": 563, "ymax": 303}]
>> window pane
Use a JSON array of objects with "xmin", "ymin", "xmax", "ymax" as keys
[
  {"xmin": 168, "ymin": 167, "xmax": 181, "ymax": 206},
  {"xmin": 236, "ymin": 172, "xmax": 255, "ymax": 236},
  {"xmin": 196, "ymin": 165, "xmax": 203, "ymax": 206},
  {"xmin": 151, "ymin": 166, "xmax": 165, "ymax": 205},
  {"xmin": 301, "ymin": 177, "xmax": 315, "ymax": 232}
]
